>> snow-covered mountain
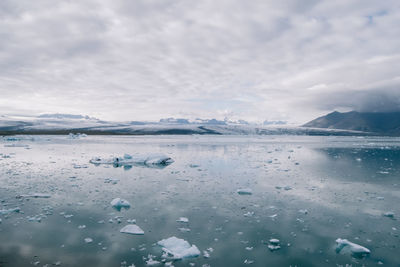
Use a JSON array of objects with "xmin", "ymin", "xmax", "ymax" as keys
[{"xmin": 0, "ymin": 113, "xmax": 372, "ymax": 136}]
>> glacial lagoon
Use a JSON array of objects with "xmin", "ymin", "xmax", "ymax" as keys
[{"xmin": 0, "ymin": 135, "xmax": 399, "ymax": 266}]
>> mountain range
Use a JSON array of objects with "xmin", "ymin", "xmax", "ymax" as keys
[
  {"xmin": 1, "ymin": 112, "xmax": 399, "ymax": 136},
  {"xmin": 303, "ymin": 111, "xmax": 400, "ymax": 136}
]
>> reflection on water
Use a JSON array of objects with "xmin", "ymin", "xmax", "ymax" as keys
[{"xmin": 0, "ymin": 135, "xmax": 399, "ymax": 266}]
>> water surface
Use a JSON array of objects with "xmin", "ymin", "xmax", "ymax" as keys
[{"xmin": 0, "ymin": 135, "xmax": 399, "ymax": 266}]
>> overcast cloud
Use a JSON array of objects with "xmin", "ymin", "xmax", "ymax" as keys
[{"xmin": 0, "ymin": 0, "xmax": 399, "ymax": 123}]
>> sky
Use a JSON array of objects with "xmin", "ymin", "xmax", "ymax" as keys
[{"xmin": 0, "ymin": 0, "xmax": 399, "ymax": 124}]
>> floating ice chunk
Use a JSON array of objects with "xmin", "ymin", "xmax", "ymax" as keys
[
  {"xmin": 237, "ymin": 188, "xmax": 252, "ymax": 195},
  {"xmin": 111, "ymin": 198, "xmax": 131, "ymax": 211},
  {"xmin": 145, "ymin": 254, "xmax": 160, "ymax": 266},
  {"xmin": 16, "ymin": 193, "xmax": 51, "ymax": 199},
  {"xmin": 298, "ymin": 209, "xmax": 308, "ymax": 214},
  {"xmin": 90, "ymin": 154, "xmax": 174, "ymax": 167},
  {"xmin": 267, "ymin": 239, "xmax": 281, "ymax": 251},
  {"xmin": 178, "ymin": 227, "xmax": 191, "ymax": 232},
  {"xmin": 244, "ymin": 211, "xmax": 254, "ymax": 217},
  {"xmin": 177, "ymin": 217, "xmax": 189, "ymax": 223},
  {"xmin": 383, "ymin": 212, "xmax": 395, "ymax": 218},
  {"xmin": 120, "ymin": 224, "xmax": 144, "ymax": 235},
  {"xmin": 84, "ymin": 237, "xmax": 93, "ymax": 243},
  {"xmin": 157, "ymin": 236, "xmax": 200, "ymax": 260},
  {"xmin": 144, "ymin": 154, "xmax": 174, "ymax": 165},
  {"xmin": 244, "ymin": 259, "xmax": 254, "ymax": 264},
  {"xmin": 203, "ymin": 250, "xmax": 210, "ymax": 258},
  {"xmin": 335, "ymin": 238, "xmax": 370, "ymax": 257},
  {"xmin": 0, "ymin": 207, "xmax": 20, "ymax": 215}
]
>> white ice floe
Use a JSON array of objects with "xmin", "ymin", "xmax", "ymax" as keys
[
  {"xmin": 145, "ymin": 255, "xmax": 160, "ymax": 266},
  {"xmin": 176, "ymin": 217, "xmax": 189, "ymax": 223},
  {"xmin": 237, "ymin": 188, "xmax": 252, "ymax": 195},
  {"xmin": 111, "ymin": 198, "xmax": 131, "ymax": 211},
  {"xmin": 90, "ymin": 154, "xmax": 174, "ymax": 167},
  {"xmin": 157, "ymin": 236, "xmax": 201, "ymax": 260},
  {"xmin": 335, "ymin": 238, "xmax": 370, "ymax": 257},
  {"xmin": 120, "ymin": 224, "xmax": 144, "ymax": 235},
  {"xmin": 0, "ymin": 207, "xmax": 20, "ymax": 215},
  {"xmin": 84, "ymin": 237, "xmax": 93, "ymax": 243},
  {"xmin": 244, "ymin": 259, "xmax": 254, "ymax": 264},
  {"xmin": 267, "ymin": 238, "xmax": 281, "ymax": 251}
]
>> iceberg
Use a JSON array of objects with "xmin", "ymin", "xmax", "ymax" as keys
[
  {"xmin": 157, "ymin": 236, "xmax": 200, "ymax": 260},
  {"xmin": 90, "ymin": 154, "xmax": 174, "ymax": 168},
  {"xmin": 335, "ymin": 238, "xmax": 370, "ymax": 257},
  {"xmin": 111, "ymin": 198, "xmax": 131, "ymax": 211},
  {"xmin": 120, "ymin": 224, "xmax": 144, "ymax": 235}
]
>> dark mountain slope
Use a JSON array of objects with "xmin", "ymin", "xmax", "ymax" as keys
[{"xmin": 303, "ymin": 111, "xmax": 400, "ymax": 135}]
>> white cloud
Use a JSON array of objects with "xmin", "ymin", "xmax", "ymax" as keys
[{"xmin": 0, "ymin": 0, "xmax": 399, "ymax": 123}]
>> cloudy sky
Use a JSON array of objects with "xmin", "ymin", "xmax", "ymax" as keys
[{"xmin": 0, "ymin": 0, "xmax": 399, "ymax": 123}]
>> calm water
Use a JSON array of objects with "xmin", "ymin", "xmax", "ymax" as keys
[{"xmin": 0, "ymin": 135, "xmax": 399, "ymax": 267}]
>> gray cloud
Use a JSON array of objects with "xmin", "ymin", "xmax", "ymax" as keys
[{"xmin": 0, "ymin": 0, "xmax": 399, "ymax": 123}]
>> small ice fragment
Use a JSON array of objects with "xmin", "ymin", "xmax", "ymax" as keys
[
  {"xmin": 244, "ymin": 259, "xmax": 254, "ymax": 264},
  {"xmin": 84, "ymin": 238, "xmax": 93, "ymax": 243},
  {"xmin": 176, "ymin": 217, "xmax": 189, "ymax": 223},
  {"xmin": 120, "ymin": 224, "xmax": 144, "ymax": 235},
  {"xmin": 383, "ymin": 212, "xmax": 395, "ymax": 218},
  {"xmin": 237, "ymin": 188, "xmax": 252, "ymax": 195},
  {"xmin": 244, "ymin": 211, "xmax": 254, "ymax": 217},
  {"xmin": 335, "ymin": 238, "xmax": 370, "ymax": 257},
  {"xmin": 267, "ymin": 239, "xmax": 281, "ymax": 251},
  {"xmin": 283, "ymin": 186, "xmax": 292, "ymax": 191},
  {"xmin": 203, "ymin": 250, "xmax": 210, "ymax": 258},
  {"xmin": 145, "ymin": 255, "xmax": 160, "ymax": 266},
  {"xmin": 178, "ymin": 227, "xmax": 191, "ymax": 232},
  {"xmin": 245, "ymin": 247, "xmax": 253, "ymax": 251},
  {"xmin": 157, "ymin": 236, "xmax": 200, "ymax": 260},
  {"xmin": 298, "ymin": 209, "xmax": 308, "ymax": 214},
  {"xmin": 376, "ymin": 196, "xmax": 384, "ymax": 200},
  {"xmin": 78, "ymin": 225, "xmax": 86, "ymax": 229},
  {"xmin": 111, "ymin": 198, "xmax": 131, "ymax": 211}
]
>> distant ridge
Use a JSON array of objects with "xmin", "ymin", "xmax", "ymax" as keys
[{"xmin": 303, "ymin": 111, "xmax": 400, "ymax": 135}]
